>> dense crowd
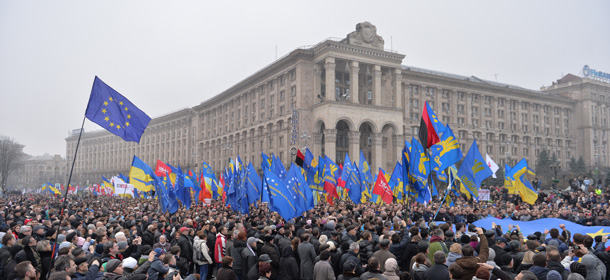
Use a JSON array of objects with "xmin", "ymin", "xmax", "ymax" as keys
[{"xmin": 0, "ymin": 181, "xmax": 608, "ymax": 280}]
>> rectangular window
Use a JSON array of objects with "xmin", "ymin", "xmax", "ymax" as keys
[
  {"xmin": 410, "ymin": 99, "xmax": 419, "ymax": 108},
  {"xmin": 291, "ymin": 86, "xmax": 296, "ymax": 96}
]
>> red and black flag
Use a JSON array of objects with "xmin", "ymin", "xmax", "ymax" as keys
[
  {"xmin": 295, "ymin": 149, "xmax": 305, "ymax": 167},
  {"xmin": 418, "ymin": 101, "xmax": 444, "ymax": 148}
]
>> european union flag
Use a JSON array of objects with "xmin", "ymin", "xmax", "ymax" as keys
[
  {"xmin": 175, "ymin": 167, "xmax": 192, "ymax": 210},
  {"xmin": 296, "ymin": 167, "xmax": 315, "ymax": 211},
  {"xmin": 359, "ymin": 150, "xmax": 373, "ymax": 183},
  {"xmin": 429, "ymin": 125, "xmax": 462, "ymax": 173},
  {"xmin": 346, "ymin": 164, "xmax": 362, "ymax": 204},
  {"xmin": 339, "ymin": 153, "xmax": 353, "ymax": 188},
  {"xmin": 457, "ymin": 140, "xmax": 492, "ymax": 200},
  {"xmin": 85, "ymin": 76, "xmax": 151, "ymax": 143},
  {"xmin": 245, "ymin": 162, "xmax": 261, "ymax": 205},
  {"xmin": 264, "ymin": 169, "xmax": 298, "ymax": 221},
  {"xmin": 285, "ymin": 164, "xmax": 305, "ymax": 214}
]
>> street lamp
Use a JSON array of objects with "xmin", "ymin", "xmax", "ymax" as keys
[{"xmin": 300, "ymin": 130, "xmax": 311, "ymax": 149}]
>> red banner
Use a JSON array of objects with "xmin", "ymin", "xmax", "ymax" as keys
[{"xmin": 155, "ymin": 159, "xmax": 172, "ymax": 177}]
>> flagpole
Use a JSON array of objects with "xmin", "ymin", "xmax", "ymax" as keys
[
  {"xmin": 46, "ymin": 115, "xmax": 87, "ymax": 280},
  {"xmin": 434, "ymin": 176, "xmax": 456, "ymax": 220}
]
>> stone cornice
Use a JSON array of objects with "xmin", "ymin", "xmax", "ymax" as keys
[
  {"xmin": 402, "ymin": 69, "xmax": 574, "ymax": 106},
  {"xmin": 312, "ymin": 40, "xmax": 405, "ymax": 65},
  {"xmin": 193, "ymin": 49, "xmax": 314, "ymax": 112}
]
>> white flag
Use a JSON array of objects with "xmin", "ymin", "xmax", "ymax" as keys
[{"xmin": 486, "ymin": 154, "xmax": 500, "ymax": 178}]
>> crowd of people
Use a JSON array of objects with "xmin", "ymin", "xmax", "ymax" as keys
[{"xmin": 0, "ymin": 181, "xmax": 608, "ymax": 280}]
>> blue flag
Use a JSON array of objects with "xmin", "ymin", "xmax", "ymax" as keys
[
  {"xmin": 164, "ymin": 172, "xmax": 178, "ymax": 214},
  {"xmin": 175, "ymin": 167, "xmax": 192, "ymax": 210},
  {"xmin": 339, "ymin": 153, "xmax": 353, "ymax": 188},
  {"xmin": 245, "ymin": 162, "xmax": 261, "ymax": 205},
  {"xmin": 85, "ymin": 76, "xmax": 151, "ymax": 142},
  {"xmin": 359, "ymin": 150, "xmax": 373, "ymax": 183},
  {"xmin": 285, "ymin": 164, "xmax": 305, "ymax": 214},
  {"xmin": 409, "ymin": 137, "xmax": 429, "ymax": 192},
  {"xmin": 264, "ymin": 169, "xmax": 298, "ymax": 221},
  {"xmin": 429, "ymin": 125, "xmax": 462, "ymax": 173},
  {"xmin": 457, "ymin": 140, "xmax": 493, "ymax": 200},
  {"xmin": 297, "ymin": 167, "xmax": 315, "ymax": 212},
  {"xmin": 346, "ymin": 164, "xmax": 362, "ymax": 204}
]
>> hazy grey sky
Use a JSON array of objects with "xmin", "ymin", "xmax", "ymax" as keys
[{"xmin": 1, "ymin": 1, "xmax": 609, "ymax": 157}]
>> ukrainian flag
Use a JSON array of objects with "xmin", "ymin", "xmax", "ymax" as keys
[
  {"xmin": 506, "ymin": 159, "xmax": 538, "ymax": 205},
  {"xmin": 129, "ymin": 156, "xmax": 155, "ymax": 192}
]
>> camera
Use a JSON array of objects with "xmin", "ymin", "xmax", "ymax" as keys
[{"xmin": 574, "ymin": 245, "xmax": 581, "ymax": 250}]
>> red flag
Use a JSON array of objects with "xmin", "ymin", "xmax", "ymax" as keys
[
  {"xmin": 219, "ymin": 174, "xmax": 226, "ymax": 204},
  {"xmin": 372, "ymin": 169, "xmax": 393, "ymax": 204},
  {"xmin": 199, "ymin": 172, "xmax": 211, "ymax": 201},
  {"xmin": 295, "ymin": 149, "xmax": 305, "ymax": 167},
  {"xmin": 155, "ymin": 159, "xmax": 172, "ymax": 177}
]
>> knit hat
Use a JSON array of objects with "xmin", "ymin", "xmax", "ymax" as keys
[
  {"xmin": 59, "ymin": 241, "xmax": 71, "ymax": 250},
  {"xmin": 57, "ymin": 234, "xmax": 66, "ymax": 243},
  {"xmin": 122, "ymin": 257, "xmax": 138, "ymax": 269},
  {"xmin": 258, "ymin": 254, "xmax": 272, "ymax": 263},
  {"xmin": 570, "ymin": 262, "xmax": 587, "ymax": 278},
  {"xmin": 105, "ymin": 259, "xmax": 121, "ymax": 273},
  {"xmin": 343, "ymin": 260, "xmax": 357, "ymax": 272},
  {"xmin": 74, "ymin": 257, "xmax": 88, "ymax": 266},
  {"xmin": 66, "ymin": 232, "xmax": 77, "ymax": 243},
  {"xmin": 95, "ymin": 244, "xmax": 104, "ymax": 255},
  {"xmin": 45, "ymin": 228, "xmax": 57, "ymax": 238},
  {"xmin": 71, "ymin": 248, "xmax": 84, "ymax": 257},
  {"xmin": 153, "ymin": 248, "xmax": 165, "ymax": 256},
  {"xmin": 77, "ymin": 237, "xmax": 86, "ymax": 247},
  {"xmin": 546, "ymin": 270, "xmax": 562, "ymax": 280}
]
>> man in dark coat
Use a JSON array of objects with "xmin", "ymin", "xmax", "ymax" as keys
[
  {"xmin": 279, "ymin": 245, "xmax": 299, "ymax": 280},
  {"xmin": 261, "ymin": 235, "xmax": 280, "ymax": 280},
  {"xmin": 242, "ymin": 237, "xmax": 260, "ymax": 280},
  {"xmin": 297, "ymin": 233, "xmax": 316, "ymax": 280},
  {"xmin": 424, "ymin": 252, "xmax": 450, "ymax": 280},
  {"xmin": 546, "ymin": 249, "xmax": 569, "ymax": 280},
  {"xmin": 177, "ymin": 227, "xmax": 193, "ymax": 274},
  {"xmin": 248, "ymin": 254, "xmax": 272, "ymax": 280},
  {"xmin": 371, "ymin": 240, "xmax": 395, "ymax": 273},
  {"xmin": 142, "ymin": 225, "xmax": 156, "ymax": 247},
  {"xmin": 339, "ymin": 243, "xmax": 364, "ymax": 276}
]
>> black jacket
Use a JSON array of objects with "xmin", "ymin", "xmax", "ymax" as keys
[
  {"xmin": 177, "ymin": 235, "xmax": 193, "ymax": 264},
  {"xmin": 278, "ymin": 246, "xmax": 299, "ymax": 280},
  {"xmin": 424, "ymin": 263, "xmax": 450, "ymax": 280}
]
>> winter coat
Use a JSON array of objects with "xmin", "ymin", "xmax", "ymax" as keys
[
  {"xmin": 423, "ymin": 263, "xmax": 450, "ymax": 280},
  {"xmin": 230, "ymin": 240, "xmax": 247, "ymax": 273},
  {"xmin": 71, "ymin": 264, "xmax": 100, "ymax": 280},
  {"xmin": 445, "ymin": 252, "xmax": 462, "ymax": 267},
  {"xmin": 454, "ymin": 233, "xmax": 489, "ymax": 280},
  {"xmin": 359, "ymin": 269, "xmax": 387, "ymax": 280},
  {"xmin": 217, "ymin": 265, "xmax": 238, "ymax": 280},
  {"xmin": 215, "ymin": 233, "xmax": 227, "ymax": 264},
  {"xmin": 337, "ymin": 272, "xmax": 358, "ymax": 280},
  {"xmin": 261, "ymin": 243, "xmax": 280, "ymax": 280},
  {"xmin": 193, "ymin": 237, "xmax": 213, "ymax": 265},
  {"xmin": 278, "ymin": 246, "xmax": 299, "ymax": 280},
  {"xmin": 528, "ymin": 265, "xmax": 549, "ymax": 280},
  {"xmin": 242, "ymin": 245, "xmax": 258, "ymax": 280},
  {"xmin": 389, "ymin": 230, "xmax": 409, "ymax": 266},
  {"xmin": 298, "ymin": 241, "xmax": 316, "ymax": 280},
  {"xmin": 381, "ymin": 258, "xmax": 400, "ymax": 280},
  {"xmin": 340, "ymin": 251, "xmax": 365, "ymax": 277},
  {"xmin": 177, "ymin": 234, "xmax": 193, "ymax": 264},
  {"xmin": 313, "ymin": 260, "xmax": 335, "ymax": 280},
  {"xmin": 372, "ymin": 248, "xmax": 395, "ymax": 273},
  {"xmin": 147, "ymin": 257, "xmax": 169, "ymax": 280},
  {"xmin": 409, "ymin": 264, "xmax": 427, "ymax": 280},
  {"xmin": 358, "ymin": 240, "xmax": 374, "ymax": 266}
]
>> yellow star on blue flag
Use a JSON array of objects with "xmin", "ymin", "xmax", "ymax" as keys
[{"xmin": 85, "ymin": 76, "xmax": 151, "ymax": 142}]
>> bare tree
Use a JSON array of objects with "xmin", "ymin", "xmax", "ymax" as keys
[{"xmin": 0, "ymin": 135, "xmax": 24, "ymax": 193}]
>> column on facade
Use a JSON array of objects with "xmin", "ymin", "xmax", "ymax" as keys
[
  {"xmin": 324, "ymin": 129, "xmax": 337, "ymax": 160},
  {"xmin": 314, "ymin": 64, "xmax": 321, "ymax": 103},
  {"xmin": 325, "ymin": 58, "xmax": 336, "ymax": 101},
  {"xmin": 313, "ymin": 133, "xmax": 323, "ymax": 158},
  {"xmin": 348, "ymin": 131, "xmax": 361, "ymax": 164},
  {"xmin": 392, "ymin": 134, "xmax": 404, "ymax": 164},
  {"xmin": 371, "ymin": 133, "xmax": 383, "ymax": 174},
  {"xmin": 350, "ymin": 61, "xmax": 360, "ymax": 104},
  {"xmin": 372, "ymin": 65, "xmax": 382, "ymax": 106},
  {"xmin": 393, "ymin": 69, "xmax": 402, "ymax": 109}
]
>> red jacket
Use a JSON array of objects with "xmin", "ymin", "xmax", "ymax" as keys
[{"xmin": 214, "ymin": 233, "xmax": 226, "ymax": 263}]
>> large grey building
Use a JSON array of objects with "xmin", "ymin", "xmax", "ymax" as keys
[{"xmin": 65, "ymin": 22, "xmax": 610, "ymax": 185}]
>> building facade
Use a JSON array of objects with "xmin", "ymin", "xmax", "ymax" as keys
[
  {"xmin": 66, "ymin": 22, "xmax": 610, "ymax": 185},
  {"xmin": 8, "ymin": 154, "xmax": 67, "ymax": 189}
]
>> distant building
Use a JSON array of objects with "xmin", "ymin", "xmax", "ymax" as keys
[
  {"xmin": 8, "ymin": 154, "xmax": 67, "ymax": 189},
  {"xmin": 65, "ymin": 22, "xmax": 610, "ymax": 185}
]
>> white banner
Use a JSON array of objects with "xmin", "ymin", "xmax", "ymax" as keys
[{"xmin": 478, "ymin": 189, "xmax": 490, "ymax": 201}]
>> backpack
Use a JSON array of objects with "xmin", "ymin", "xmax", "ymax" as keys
[{"xmin": 194, "ymin": 241, "xmax": 205, "ymax": 262}]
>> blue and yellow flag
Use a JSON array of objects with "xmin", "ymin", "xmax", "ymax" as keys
[
  {"xmin": 262, "ymin": 152, "xmax": 272, "ymax": 171},
  {"xmin": 264, "ymin": 169, "xmax": 298, "ymax": 221},
  {"xmin": 85, "ymin": 76, "xmax": 151, "ymax": 143},
  {"xmin": 504, "ymin": 164, "xmax": 515, "ymax": 194},
  {"xmin": 429, "ymin": 125, "xmax": 462, "ymax": 173},
  {"xmin": 359, "ymin": 150, "xmax": 373, "ymax": 183},
  {"xmin": 506, "ymin": 159, "xmax": 538, "ymax": 205},
  {"xmin": 129, "ymin": 156, "xmax": 155, "ymax": 192},
  {"xmin": 409, "ymin": 137, "xmax": 429, "ymax": 192},
  {"xmin": 457, "ymin": 140, "xmax": 493, "ymax": 200},
  {"xmin": 388, "ymin": 161, "xmax": 404, "ymax": 203},
  {"xmin": 42, "ymin": 182, "xmax": 61, "ymax": 195}
]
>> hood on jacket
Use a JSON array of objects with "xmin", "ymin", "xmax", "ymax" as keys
[
  {"xmin": 384, "ymin": 258, "xmax": 398, "ymax": 273},
  {"xmin": 455, "ymin": 256, "xmax": 479, "ymax": 271},
  {"xmin": 581, "ymin": 254, "xmax": 602, "ymax": 280},
  {"xmin": 233, "ymin": 239, "xmax": 247, "ymax": 249},
  {"xmin": 411, "ymin": 263, "xmax": 428, "ymax": 272},
  {"xmin": 447, "ymin": 252, "xmax": 462, "ymax": 262},
  {"xmin": 281, "ymin": 245, "xmax": 293, "ymax": 258}
]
